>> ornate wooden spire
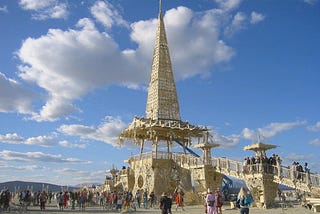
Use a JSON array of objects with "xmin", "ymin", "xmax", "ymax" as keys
[{"xmin": 145, "ymin": 0, "xmax": 181, "ymax": 121}]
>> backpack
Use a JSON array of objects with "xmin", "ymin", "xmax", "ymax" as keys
[
  {"xmin": 240, "ymin": 197, "xmax": 245, "ymax": 206},
  {"xmin": 208, "ymin": 201, "xmax": 215, "ymax": 207},
  {"xmin": 236, "ymin": 197, "xmax": 245, "ymax": 208},
  {"xmin": 160, "ymin": 196, "xmax": 171, "ymax": 211}
]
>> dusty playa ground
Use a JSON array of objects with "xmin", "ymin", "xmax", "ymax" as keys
[{"xmin": 21, "ymin": 203, "xmax": 315, "ymax": 214}]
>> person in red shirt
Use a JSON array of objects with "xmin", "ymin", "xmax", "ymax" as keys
[{"xmin": 175, "ymin": 190, "xmax": 184, "ymax": 211}]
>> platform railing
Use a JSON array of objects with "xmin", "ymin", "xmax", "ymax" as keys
[
  {"xmin": 210, "ymin": 157, "xmax": 320, "ymax": 192},
  {"xmin": 127, "ymin": 151, "xmax": 204, "ymax": 167},
  {"xmin": 123, "ymin": 152, "xmax": 320, "ymax": 193}
]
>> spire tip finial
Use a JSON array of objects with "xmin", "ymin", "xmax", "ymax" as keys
[{"xmin": 159, "ymin": 0, "xmax": 163, "ymax": 14}]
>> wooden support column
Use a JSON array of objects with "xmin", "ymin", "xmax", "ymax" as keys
[
  {"xmin": 139, "ymin": 139, "xmax": 145, "ymax": 160},
  {"xmin": 154, "ymin": 136, "xmax": 158, "ymax": 159}
]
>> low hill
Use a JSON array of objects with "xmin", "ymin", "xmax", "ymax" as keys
[{"xmin": 0, "ymin": 181, "xmax": 77, "ymax": 192}]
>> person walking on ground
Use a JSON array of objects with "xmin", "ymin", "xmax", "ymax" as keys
[
  {"xmin": 206, "ymin": 188, "xmax": 216, "ymax": 214},
  {"xmin": 159, "ymin": 192, "xmax": 172, "ymax": 214},
  {"xmin": 215, "ymin": 188, "xmax": 223, "ymax": 214},
  {"xmin": 39, "ymin": 191, "xmax": 47, "ymax": 210},
  {"xmin": 236, "ymin": 187, "xmax": 253, "ymax": 214},
  {"xmin": 175, "ymin": 190, "xmax": 185, "ymax": 211},
  {"xmin": 57, "ymin": 192, "xmax": 63, "ymax": 211},
  {"xmin": 143, "ymin": 189, "xmax": 148, "ymax": 209}
]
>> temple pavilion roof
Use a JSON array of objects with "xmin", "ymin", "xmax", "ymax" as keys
[
  {"xmin": 243, "ymin": 141, "xmax": 277, "ymax": 152},
  {"xmin": 118, "ymin": 116, "xmax": 209, "ymax": 146}
]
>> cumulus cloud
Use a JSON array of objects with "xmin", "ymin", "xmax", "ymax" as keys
[
  {"xmin": 224, "ymin": 12, "xmax": 247, "ymax": 37},
  {"xmin": 241, "ymin": 120, "xmax": 306, "ymax": 140},
  {"xmin": 0, "ymin": 133, "xmax": 24, "ymax": 144},
  {"xmin": 209, "ymin": 132, "xmax": 240, "ymax": 148},
  {"xmin": 91, "ymin": 0, "xmax": 129, "ymax": 29},
  {"xmin": 58, "ymin": 116, "xmax": 127, "ymax": 146},
  {"xmin": 164, "ymin": 7, "xmax": 234, "ymax": 78},
  {"xmin": 59, "ymin": 140, "xmax": 86, "ymax": 149},
  {"xmin": 18, "ymin": 17, "xmax": 147, "ymax": 121},
  {"xmin": 307, "ymin": 121, "xmax": 320, "ymax": 132},
  {"xmin": 0, "ymin": 150, "xmax": 90, "ymax": 164},
  {"xmin": 17, "ymin": 4, "xmax": 238, "ymax": 121},
  {"xmin": 0, "ymin": 133, "xmax": 57, "ymax": 147},
  {"xmin": 258, "ymin": 121, "xmax": 306, "ymax": 138},
  {"xmin": 19, "ymin": 0, "xmax": 68, "ymax": 20},
  {"xmin": 0, "ymin": 72, "xmax": 35, "ymax": 114},
  {"xmin": 250, "ymin": 11, "xmax": 265, "ymax": 24},
  {"xmin": 242, "ymin": 128, "xmax": 256, "ymax": 140}
]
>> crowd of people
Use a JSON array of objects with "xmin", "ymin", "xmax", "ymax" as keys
[
  {"xmin": 243, "ymin": 153, "xmax": 282, "ymax": 174},
  {"xmin": 242, "ymin": 153, "xmax": 313, "ymax": 182},
  {"xmin": 290, "ymin": 161, "xmax": 311, "ymax": 182},
  {"xmin": 0, "ymin": 186, "xmax": 188, "ymax": 213}
]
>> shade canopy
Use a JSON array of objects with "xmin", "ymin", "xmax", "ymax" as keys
[{"xmin": 243, "ymin": 142, "xmax": 277, "ymax": 152}]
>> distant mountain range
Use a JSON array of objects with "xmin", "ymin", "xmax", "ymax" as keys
[
  {"xmin": 0, "ymin": 179, "xmax": 292, "ymax": 194},
  {"xmin": 0, "ymin": 181, "xmax": 78, "ymax": 192}
]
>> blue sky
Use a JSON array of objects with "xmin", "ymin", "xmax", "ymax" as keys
[{"xmin": 0, "ymin": 0, "xmax": 319, "ymax": 186}]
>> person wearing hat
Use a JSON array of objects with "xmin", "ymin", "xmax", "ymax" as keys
[{"xmin": 159, "ymin": 192, "xmax": 172, "ymax": 214}]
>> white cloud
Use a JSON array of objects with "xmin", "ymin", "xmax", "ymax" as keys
[
  {"xmin": 241, "ymin": 128, "xmax": 256, "ymax": 140},
  {"xmin": 0, "ymin": 6, "xmax": 8, "ymax": 13},
  {"xmin": 25, "ymin": 135, "xmax": 56, "ymax": 147},
  {"xmin": 304, "ymin": 0, "xmax": 319, "ymax": 5},
  {"xmin": 0, "ymin": 133, "xmax": 24, "ymax": 144},
  {"xmin": 147, "ymin": 7, "xmax": 235, "ymax": 79},
  {"xmin": 309, "ymin": 138, "xmax": 320, "ymax": 146},
  {"xmin": 59, "ymin": 140, "xmax": 86, "ymax": 149},
  {"xmin": 241, "ymin": 120, "xmax": 306, "ymax": 140},
  {"xmin": 90, "ymin": 0, "xmax": 128, "ymax": 29},
  {"xmin": 283, "ymin": 153, "xmax": 311, "ymax": 163},
  {"xmin": 258, "ymin": 121, "xmax": 306, "ymax": 138},
  {"xmin": 250, "ymin": 11, "xmax": 265, "ymax": 24},
  {"xmin": 210, "ymin": 132, "xmax": 240, "ymax": 148},
  {"xmin": 18, "ymin": 18, "xmax": 141, "ymax": 121},
  {"xmin": 17, "ymin": 4, "xmax": 237, "ymax": 121},
  {"xmin": 19, "ymin": 0, "xmax": 68, "ymax": 20},
  {"xmin": 58, "ymin": 116, "xmax": 127, "ymax": 146},
  {"xmin": 0, "ymin": 150, "xmax": 91, "ymax": 164},
  {"xmin": 307, "ymin": 121, "xmax": 320, "ymax": 132},
  {"xmin": 232, "ymin": 12, "xmax": 247, "ymax": 29},
  {"xmin": 0, "ymin": 72, "xmax": 35, "ymax": 114},
  {"xmin": 19, "ymin": 0, "xmax": 55, "ymax": 10},
  {"xmin": 0, "ymin": 133, "xmax": 57, "ymax": 147},
  {"xmin": 224, "ymin": 12, "xmax": 247, "ymax": 37},
  {"xmin": 214, "ymin": 0, "xmax": 242, "ymax": 11},
  {"xmin": 0, "ymin": 163, "xmax": 46, "ymax": 171}
]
